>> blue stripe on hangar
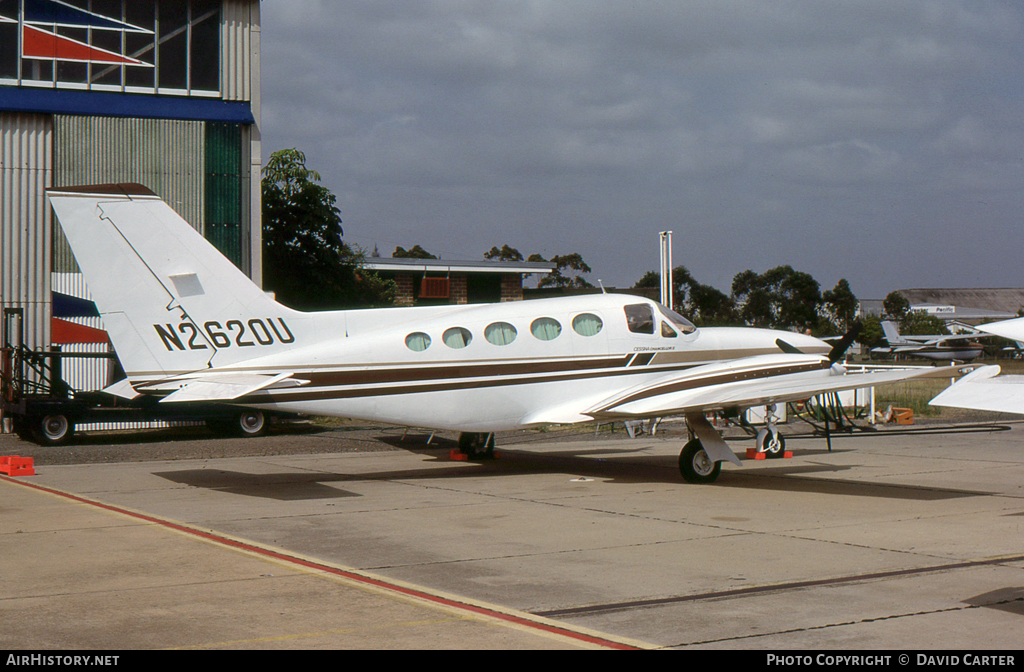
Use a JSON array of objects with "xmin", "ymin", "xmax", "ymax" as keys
[{"xmin": 0, "ymin": 87, "xmax": 255, "ymax": 124}]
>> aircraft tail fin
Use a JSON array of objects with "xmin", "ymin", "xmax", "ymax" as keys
[
  {"xmin": 880, "ymin": 320, "xmax": 903, "ymax": 345},
  {"xmin": 47, "ymin": 184, "xmax": 312, "ymax": 381}
]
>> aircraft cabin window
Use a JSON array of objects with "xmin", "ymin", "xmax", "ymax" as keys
[
  {"xmin": 443, "ymin": 327, "xmax": 472, "ymax": 349},
  {"xmin": 572, "ymin": 313, "xmax": 603, "ymax": 337},
  {"xmin": 661, "ymin": 322, "xmax": 678, "ymax": 338},
  {"xmin": 485, "ymin": 322, "xmax": 518, "ymax": 346},
  {"xmin": 656, "ymin": 304, "xmax": 697, "ymax": 334},
  {"xmin": 624, "ymin": 304, "xmax": 655, "ymax": 334},
  {"xmin": 405, "ymin": 332, "xmax": 432, "ymax": 352},
  {"xmin": 531, "ymin": 317, "xmax": 562, "ymax": 341}
]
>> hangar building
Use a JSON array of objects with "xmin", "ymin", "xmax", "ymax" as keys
[{"xmin": 0, "ymin": 0, "xmax": 263, "ymax": 355}]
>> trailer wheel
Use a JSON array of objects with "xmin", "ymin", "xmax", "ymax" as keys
[{"xmin": 35, "ymin": 414, "xmax": 74, "ymax": 446}]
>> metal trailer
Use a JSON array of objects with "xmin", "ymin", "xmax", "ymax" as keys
[{"xmin": 1, "ymin": 307, "xmax": 285, "ymax": 445}]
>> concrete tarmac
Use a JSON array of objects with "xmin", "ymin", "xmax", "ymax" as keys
[{"xmin": 1, "ymin": 419, "xmax": 1023, "ymax": 650}]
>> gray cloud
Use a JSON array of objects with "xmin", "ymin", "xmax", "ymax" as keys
[{"xmin": 260, "ymin": 0, "xmax": 1024, "ymax": 300}]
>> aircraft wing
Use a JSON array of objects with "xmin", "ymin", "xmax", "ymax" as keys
[
  {"xmin": 929, "ymin": 365, "xmax": 1024, "ymax": 415},
  {"xmin": 582, "ymin": 354, "xmax": 955, "ymax": 420},
  {"xmin": 138, "ymin": 372, "xmax": 309, "ymax": 403},
  {"xmin": 977, "ymin": 317, "xmax": 1024, "ymax": 342}
]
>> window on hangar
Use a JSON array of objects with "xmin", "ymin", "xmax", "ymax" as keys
[{"xmin": 0, "ymin": 0, "xmax": 221, "ymax": 96}]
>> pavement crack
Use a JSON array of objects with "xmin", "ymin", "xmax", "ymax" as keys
[{"xmin": 671, "ymin": 597, "xmax": 1024, "ymax": 648}]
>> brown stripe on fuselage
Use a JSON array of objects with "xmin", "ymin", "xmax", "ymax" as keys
[
  {"xmin": 247, "ymin": 360, "xmax": 694, "ymax": 404},
  {"xmin": 649, "ymin": 347, "xmax": 827, "ymax": 365},
  {"xmin": 299, "ymin": 354, "xmax": 634, "ymax": 387},
  {"xmin": 592, "ymin": 359, "xmax": 832, "ymax": 412}
]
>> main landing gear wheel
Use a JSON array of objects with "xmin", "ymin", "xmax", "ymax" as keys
[
  {"xmin": 458, "ymin": 432, "xmax": 495, "ymax": 460},
  {"xmin": 679, "ymin": 439, "xmax": 721, "ymax": 484},
  {"xmin": 756, "ymin": 427, "xmax": 786, "ymax": 459}
]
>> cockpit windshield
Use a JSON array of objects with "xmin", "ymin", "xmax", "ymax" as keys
[
  {"xmin": 656, "ymin": 304, "xmax": 697, "ymax": 334},
  {"xmin": 624, "ymin": 304, "xmax": 655, "ymax": 334}
]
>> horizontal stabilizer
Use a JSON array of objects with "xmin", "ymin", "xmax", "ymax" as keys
[
  {"xmin": 101, "ymin": 378, "xmax": 141, "ymax": 400},
  {"xmin": 929, "ymin": 365, "xmax": 1024, "ymax": 415},
  {"xmin": 153, "ymin": 372, "xmax": 308, "ymax": 403}
]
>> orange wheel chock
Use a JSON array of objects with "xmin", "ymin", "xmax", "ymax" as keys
[{"xmin": 0, "ymin": 456, "xmax": 35, "ymax": 477}]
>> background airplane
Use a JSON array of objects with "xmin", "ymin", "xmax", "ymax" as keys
[
  {"xmin": 930, "ymin": 317, "xmax": 1024, "ymax": 415},
  {"xmin": 873, "ymin": 320, "xmax": 984, "ymax": 362},
  {"xmin": 47, "ymin": 184, "xmax": 958, "ymax": 484}
]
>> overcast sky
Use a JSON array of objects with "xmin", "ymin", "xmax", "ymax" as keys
[{"xmin": 259, "ymin": 1, "xmax": 1024, "ymax": 300}]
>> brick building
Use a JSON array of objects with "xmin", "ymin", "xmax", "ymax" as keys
[{"xmin": 362, "ymin": 258, "xmax": 555, "ymax": 307}]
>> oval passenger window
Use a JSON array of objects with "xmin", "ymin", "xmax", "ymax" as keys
[
  {"xmin": 530, "ymin": 317, "xmax": 562, "ymax": 341},
  {"xmin": 442, "ymin": 327, "xmax": 472, "ymax": 349},
  {"xmin": 572, "ymin": 313, "xmax": 603, "ymax": 337},
  {"xmin": 405, "ymin": 332, "xmax": 431, "ymax": 351},
  {"xmin": 485, "ymin": 322, "xmax": 517, "ymax": 346}
]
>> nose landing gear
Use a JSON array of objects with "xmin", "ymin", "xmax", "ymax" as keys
[
  {"xmin": 457, "ymin": 432, "xmax": 496, "ymax": 460},
  {"xmin": 755, "ymin": 404, "xmax": 786, "ymax": 459}
]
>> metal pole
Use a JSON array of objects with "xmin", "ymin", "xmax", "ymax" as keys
[{"xmin": 659, "ymin": 231, "xmax": 673, "ymax": 309}]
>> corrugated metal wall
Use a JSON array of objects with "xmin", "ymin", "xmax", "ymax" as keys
[
  {"xmin": 0, "ymin": 113, "xmax": 52, "ymax": 350},
  {"xmin": 205, "ymin": 122, "xmax": 243, "ymax": 266},
  {"xmin": 52, "ymin": 116, "xmax": 206, "ymax": 272},
  {"xmin": 222, "ymin": 0, "xmax": 256, "ymax": 102},
  {"xmin": 1, "ymin": 1, "xmax": 261, "ymax": 434}
]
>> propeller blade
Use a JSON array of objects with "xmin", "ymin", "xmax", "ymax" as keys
[
  {"xmin": 776, "ymin": 338, "xmax": 804, "ymax": 355},
  {"xmin": 828, "ymin": 321, "xmax": 863, "ymax": 363}
]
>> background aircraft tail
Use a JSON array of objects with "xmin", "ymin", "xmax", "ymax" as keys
[
  {"xmin": 880, "ymin": 320, "xmax": 903, "ymax": 345},
  {"xmin": 47, "ymin": 184, "xmax": 312, "ymax": 380}
]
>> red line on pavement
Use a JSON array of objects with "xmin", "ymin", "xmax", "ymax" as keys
[{"xmin": 2, "ymin": 475, "xmax": 640, "ymax": 650}]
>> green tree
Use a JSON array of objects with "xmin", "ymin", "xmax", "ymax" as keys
[
  {"xmin": 900, "ymin": 311, "xmax": 948, "ymax": 336},
  {"xmin": 856, "ymin": 315, "xmax": 885, "ymax": 349},
  {"xmin": 634, "ymin": 270, "xmax": 660, "ymax": 289},
  {"xmin": 731, "ymin": 265, "xmax": 822, "ymax": 332},
  {"xmin": 537, "ymin": 252, "xmax": 594, "ymax": 289},
  {"xmin": 632, "ymin": 265, "xmax": 691, "ymax": 307},
  {"xmin": 883, "ymin": 291, "xmax": 910, "ymax": 321},
  {"xmin": 822, "ymin": 278, "xmax": 859, "ymax": 333},
  {"xmin": 262, "ymin": 149, "xmax": 393, "ymax": 310},
  {"xmin": 632, "ymin": 267, "xmax": 738, "ymax": 326},
  {"xmin": 484, "ymin": 245, "xmax": 524, "ymax": 262},
  {"xmin": 688, "ymin": 283, "xmax": 739, "ymax": 326},
  {"xmin": 393, "ymin": 245, "xmax": 437, "ymax": 259}
]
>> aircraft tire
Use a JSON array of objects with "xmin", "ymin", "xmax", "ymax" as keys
[
  {"xmin": 757, "ymin": 428, "xmax": 786, "ymax": 459},
  {"xmin": 679, "ymin": 439, "xmax": 721, "ymax": 484}
]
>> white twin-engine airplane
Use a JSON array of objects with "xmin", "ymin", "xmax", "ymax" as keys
[{"xmin": 47, "ymin": 184, "xmax": 954, "ymax": 484}]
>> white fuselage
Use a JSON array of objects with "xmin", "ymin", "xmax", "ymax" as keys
[{"xmin": 158, "ymin": 294, "xmax": 831, "ymax": 432}]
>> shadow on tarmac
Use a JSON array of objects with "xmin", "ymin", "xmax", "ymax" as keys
[{"xmin": 152, "ymin": 430, "xmax": 991, "ymax": 502}]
